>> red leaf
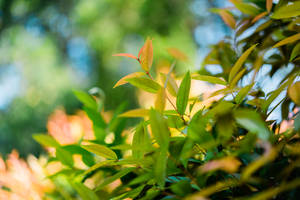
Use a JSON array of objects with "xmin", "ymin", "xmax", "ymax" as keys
[{"xmin": 113, "ymin": 53, "xmax": 138, "ymax": 60}]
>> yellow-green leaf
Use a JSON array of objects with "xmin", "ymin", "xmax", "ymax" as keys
[
  {"xmin": 160, "ymin": 73, "xmax": 178, "ymax": 97},
  {"xmin": 271, "ymin": 1, "xmax": 300, "ymax": 19},
  {"xmin": 288, "ymin": 81, "xmax": 300, "ymax": 105},
  {"xmin": 230, "ymin": 0, "xmax": 261, "ymax": 16},
  {"xmin": 290, "ymin": 43, "xmax": 300, "ymax": 61},
  {"xmin": 155, "ymin": 87, "xmax": 166, "ymax": 112},
  {"xmin": 192, "ymin": 74, "xmax": 227, "ymax": 85},
  {"xmin": 33, "ymin": 134, "xmax": 60, "ymax": 148},
  {"xmin": 230, "ymin": 68, "xmax": 247, "ymax": 88},
  {"xmin": 126, "ymin": 77, "xmax": 161, "ymax": 93},
  {"xmin": 176, "ymin": 71, "xmax": 191, "ymax": 115},
  {"xmin": 140, "ymin": 38, "xmax": 153, "ymax": 72},
  {"xmin": 149, "ymin": 109, "xmax": 170, "ymax": 148},
  {"xmin": 82, "ymin": 144, "xmax": 118, "ymax": 160},
  {"xmin": 273, "ymin": 33, "xmax": 300, "ymax": 48},
  {"xmin": 119, "ymin": 109, "xmax": 149, "ymax": 118},
  {"xmin": 229, "ymin": 44, "xmax": 257, "ymax": 83},
  {"xmin": 113, "ymin": 72, "xmax": 145, "ymax": 88}
]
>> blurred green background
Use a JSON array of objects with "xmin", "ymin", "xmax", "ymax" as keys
[{"xmin": 0, "ymin": 0, "xmax": 230, "ymax": 157}]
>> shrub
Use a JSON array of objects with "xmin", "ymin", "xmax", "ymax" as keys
[{"xmin": 30, "ymin": 0, "xmax": 300, "ymax": 199}]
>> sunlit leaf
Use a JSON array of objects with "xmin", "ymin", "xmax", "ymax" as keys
[
  {"xmin": 288, "ymin": 81, "xmax": 300, "ymax": 105},
  {"xmin": 33, "ymin": 134, "xmax": 60, "ymax": 148},
  {"xmin": 126, "ymin": 77, "xmax": 161, "ymax": 93},
  {"xmin": 140, "ymin": 38, "xmax": 153, "ymax": 72},
  {"xmin": 113, "ymin": 53, "xmax": 138, "ymax": 60},
  {"xmin": 82, "ymin": 144, "xmax": 118, "ymax": 160},
  {"xmin": 95, "ymin": 167, "xmax": 135, "ymax": 191},
  {"xmin": 167, "ymin": 48, "xmax": 188, "ymax": 62},
  {"xmin": 229, "ymin": 44, "xmax": 257, "ymax": 83},
  {"xmin": 219, "ymin": 10, "xmax": 236, "ymax": 29},
  {"xmin": 266, "ymin": 0, "xmax": 273, "ymax": 13},
  {"xmin": 176, "ymin": 71, "xmax": 191, "ymax": 115},
  {"xmin": 192, "ymin": 74, "xmax": 227, "ymax": 85},
  {"xmin": 113, "ymin": 72, "xmax": 145, "ymax": 88},
  {"xmin": 273, "ymin": 33, "xmax": 300, "ymax": 48},
  {"xmin": 155, "ymin": 87, "xmax": 166, "ymax": 112},
  {"xmin": 149, "ymin": 109, "xmax": 170, "ymax": 148},
  {"xmin": 119, "ymin": 108, "xmax": 149, "ymax": 118},
  {"xmin": 271, "ymin": 1, "xmax": 300, "ymax": 19}
]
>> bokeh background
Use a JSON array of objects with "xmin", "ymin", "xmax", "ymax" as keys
[{"xmin": 0, "ymin": 0, "xmax": 237, "ymax": 157}]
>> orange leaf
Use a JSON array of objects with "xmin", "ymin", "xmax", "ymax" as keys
[
  {"xmin": 167, "ymin": 48, "xmax": 188, "ymax": 62},
  {"xmin": 251, "ymin": 11, "xmax": 268, "ymax": 23},
  {"xmin": 139, "ymin": 38, "xmax": 153, "ymax": 72},
  {"xmin": 113, "ymin": 53, "xmax": 138, "ymax": 60},
  {"xmin": 113, "ymin": 72, "xmax": 145, "ymax": 88},
  {"xmin": 266, "ymin": 0, "xmax": 273, "ymax": 13},
  {"xmin": 219, "ymin": 10, "xmax": 236, "ymax": 29}
]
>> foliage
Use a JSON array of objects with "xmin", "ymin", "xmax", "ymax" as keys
[{"xmin": 2, "ymin": 0, "xmax": 298, "ymax": 199}]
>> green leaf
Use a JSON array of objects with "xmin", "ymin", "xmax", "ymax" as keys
[
  {"xmin": 272, "ymin": 1, "xmax": 300, "ymax": 19},
  {"xmin": 170, "ymin": 180, "xmax": 192, "ymax": 197},
  {"xmin": 188, "ymin": 111, "xmax": 215, "ymax": 148},
  {"xmin": 192, "ymin": 74, "xmax": 227, "ymax": 85},
  {"xmin": 84, "ymin": 107, "xmax": 107, "ymax": 142},
  {"xmin": 149, "ymin": 109, "xmax": 170, "ymax": 148},
  {"xmin": 73, "ymin": 90, "xmax": 98, "ymax": 110},
  {"xmin": 56, "ymin": 147, "xmax": 74, "ymax": 167},
  {"xmin": 126, "ymin": 77, "xmax": 161, "ymax": 93},
  {"xmin": 176, "ymin": 71, "xmax": 191, "ymax": 115},
  {"xmin": 71, "ymin": 182, "xmax": 99, "ymax": 200},
  {"xmin": 154, "ymin": 149, "xmax": 168, "ymax": 188},
  {"xmin": 234, "ymin": 109, "xmax": 270, "ymax": 140},
  {"xmin": 95, "ymin": 167, "xmax": 135, "ymax": 191},
  {"xmin": 229, "ymin": 44, "xmax": 257, "ymax": 83},
  {"xmin": 33, "ymin": 134, "xmax": 60, "ymax": 148},
  {"xmin": 235, "ymin": 83, "xmax": 254, "ymax": 104},
  {"xmin": 62, "ymin": 145, "xmax": 95, "ymax": 166},
  {"xmin": 262, "ymin": 76, "xmax": 296, "ymax": 113},
  {"xmin": 82, "ymin": 144, "xmax": 118, "ymax": 160},
  {"xmin": 290, "ymin": 43, "xmax": 300, "ymax": 61},
  {"xmin": 230, "ymin": 0, "xmax": 261, "ymax": 16},
  {"xmin": 132, "ymin": 123, "xmax": 151, "ymax": 159},
  {"xmin": 83, "ymin": 160, "xmax": 116, "ymax": 176}
]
